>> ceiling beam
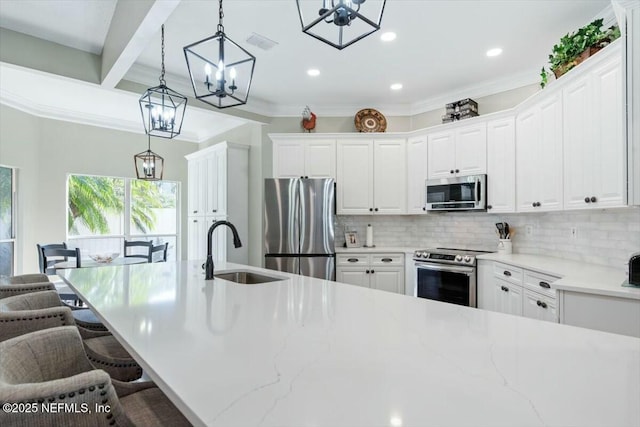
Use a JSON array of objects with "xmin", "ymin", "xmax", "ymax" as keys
[{"xmin": 101, "ymin": 0, "xmax": 181, "ymax": 88}]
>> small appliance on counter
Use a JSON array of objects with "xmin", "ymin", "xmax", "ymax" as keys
[{"xmin": 628, "ymin": 252, "xmax": 640, "ymax": 286}]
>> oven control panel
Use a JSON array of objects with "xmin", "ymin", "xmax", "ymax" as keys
[{"xmin": 413, "ymin": 250, "xmax": 476, "ymax": 265}]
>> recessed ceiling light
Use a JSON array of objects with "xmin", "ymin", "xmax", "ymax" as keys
[
  {"xmin": 486, "ymin": 48, "xmax": 503, "ymax": 57},
  {"xmin": 307, "ymin": 68, "xmax": 320, "ymax": 77},
  {"xmin": 381, "ymin": 32, "xmax": 397, "ymax": 42},
  {"xmin": 390, "ymin": 83, "xmax": 403, "ymax": 91}
]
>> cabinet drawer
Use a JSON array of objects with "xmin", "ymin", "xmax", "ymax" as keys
[
  {"xmin": 494, "ymin": 262, "xmax": 523, "ymax": 285},
  {"xmin": 523, "ymin": 270, "xmax": 558, "ymax": 298},
  {"xmin": 371, "ymin": 254, "xmax": 404, "ymax": 266},
  {"xmin": 523, "ymin": 289, "xmax": 558, "ymax": 323},
  {"xmin": 337, "ymin": 254, "xmax": 369, "ymax": 266}
]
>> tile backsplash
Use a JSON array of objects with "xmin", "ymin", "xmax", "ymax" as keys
[{"xmin": 337, "ymin": 207, "xmax": 640, "ymax": 269}]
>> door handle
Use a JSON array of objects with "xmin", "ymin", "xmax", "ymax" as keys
[{"xmin": 474, "ymin": 176, "xmax": 480, "ymax": 204}]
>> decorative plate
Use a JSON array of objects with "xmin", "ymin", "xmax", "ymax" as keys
[
  {"xmin": 89, "ymin": 253, "xmax": 120, "ymax": 263},
  {"xmin": 355, "ymin": 108, "xmax": 387, "ymax": 133}
]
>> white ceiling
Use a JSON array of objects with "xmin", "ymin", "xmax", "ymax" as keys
[{"xmin": 0, "ymin": 0, "xmax": 612, "ymax": 120}]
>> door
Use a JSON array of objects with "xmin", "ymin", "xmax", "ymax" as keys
[
  {"xmin": 305, "ymin": 140, "xmax": 336, "ymax": 179},
  {"xmin": 428, "ymin": 131, "xmax": 455, "ymax": 179},
  {"xmin": 264, "ymin": 179, "xmax": 300, "ymax": 255},
  {"xmin": 374, "ymin": 139, "xmax": 406, "ymax": 214},
  {"xmin": 336, "ymin": 267, "xmax": 370, "ymax": 288},
  {"xmin": 516, "ymin": 108, "xmax": 540, "ymax": 212},
  {"xmin": 455, "ymin": 123, "xmax": 487, "ymax": 176},
  {"xmin": 336, "ymin": 139, "xmax": 374, "ymax": 214},
  {"xmin": 265, "ymin": 256, "xmax": 299, "ymax": 275},
  {"xmin": 523, "ymin": 289, "xmax": 557, "ymax": 323},
  {"xmin": 486, "ymin": 117, "xmax": 515, "ymax": 213},
  {"xmin": 273, "ymin": 141, "xmax": 305, "ymax": 178},
  {"xmin": 537, "ymin": 94, "xmax": 563, "ymax": 211},
  {"xmin": 205, "ymin": 150, "xmax": 223, "ymax": 215},
  {"xmin": 187, "ymin": 157, "xmax": 206, "ymax": 216},
  {"xmin": 416, "ymin": 264, "xmax": 475, "ymax": 307},
  {"xmin": 406, "ymin": 135, "xmax": 429, "ymax": 214},
  {"xmin": 493, "ymin": 278, "xmax": 522, "ymax": 316},
  {"xmin": 187, "ymin": 217, "xmax": 206, "ymax": 260},
  {"xmin": 300, "ymin": 256, "xmax": 335, "ymax": 281},
  {"xmin": 299, "ymin": 179, "xmax": 335, "ymax": 255},
  {"xmin": 370, "ymin": 268, "xmax": 403, "ymax": 294}
]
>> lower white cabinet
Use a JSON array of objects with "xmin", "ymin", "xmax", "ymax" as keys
[
  {"xmin": 478, "ymin": 260, "xmax": 559, "ymax": 322},
  {"xmin": 336, "ymin": 253, "xmax": 404, "ymax": 294},
  {"xmin": 187, "ymin": 215, "xmax": 227, "ymax": 265}
]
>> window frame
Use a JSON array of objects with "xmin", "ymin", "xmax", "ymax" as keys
[{"xmin": 0, "ymin": 165, "xmax": 17, "ymax": 276}]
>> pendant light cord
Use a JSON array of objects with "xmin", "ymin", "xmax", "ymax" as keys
[
  {"xmin": 147, "ymin": 134, "xmax": 152, "ymax": 151},
  {"xmin": 217, "ymin": 0, "xmax": 224, "ymax": 33},
  {"xmin": 159, "ymin": 25, "xmax": 166, "ymax": 86}
]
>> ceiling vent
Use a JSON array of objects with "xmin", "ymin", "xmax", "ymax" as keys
[{"xmin": 245, "ymin": 33, "xmax": 279, "ymax": 51}]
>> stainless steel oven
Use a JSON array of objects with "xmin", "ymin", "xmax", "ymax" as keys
[{"xmin": 413, "ymin": 248, "xmax": 490, "ymax": 307}]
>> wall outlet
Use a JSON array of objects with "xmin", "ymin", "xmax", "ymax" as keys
[
  {"xmin": 570, "ymin": 227, "xmax": 578, "ymax": 239},
  {"xmin": 525, "ymin": 225, "xmax": 533, "ymax": 236}
]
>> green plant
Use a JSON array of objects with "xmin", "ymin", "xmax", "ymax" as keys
[
  {"xmin": 540, "ymin": 67, "xmax": 548, "ymax": 89},
  {"xmin": 541, "ymin": 19, "xmax": 620, "ymax": 87}
]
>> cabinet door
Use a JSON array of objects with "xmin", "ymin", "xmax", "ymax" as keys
[
  {"xmin": 336, "ymin": 267, "xmax": 370, "ymax": 288},
  {"xmin": 493, "ymin": 278, "xmax": 522, "ymax": 316},
  {"xmin": 187, "ymin": 216, "xmax": 207, "ymax": 260},
  {"xmin": 537, "ymin": 94, "xmax": 563, "ymax": 211},
  {"xmin": 455, "ymin": 123, "xmax": 487, "ymax": 176},
  {"xmin": 486, "ymin": 117, "xmax": 515, "ymax": 213},
  {"xmin": 516, "ymin": 108, "xmax": 539, "ymax": 212},
  {"xmin": 427, "ymin": 131, "xmax": 455, "ymax": 179},
  {"xmin": 305, "ymin": 139, "xmax": 336, "ymax": 179},
  {"xmin": 205, "ymin": 150, "xmax": 225, "ymax": 216},
  {"xmin": 187, "ymin": 158, "xmax": 206, "ymax": 216},
  {"xmin": 336, "ymin": 140, "xmax": 374, "ymax": 214},
  {"xmin": 406, "ymin": 135, "xmax": 429, "ymax": 214},
  {"xmin": 205, "ymin": 215, "xmax": 227, "ymax": 265},
  {"xmin": 523, "ymin": 289, "xmax": 557, "ymax": 323},
  {"xmin": 374, "ymin": 139, "xmax": 406, "ymax": 214},
  {"xmin": 591, "ymin": 55, "xmax": 626, "ymax": 207},
  {"xmin": 370, "ymin": 267, "xmax": 404, "ymax": 294},
  {"xmin": 273, "ymin": 141, "xmax": 305, "ymax": 178}
]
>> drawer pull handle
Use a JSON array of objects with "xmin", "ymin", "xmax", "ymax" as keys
[
  {"xmin": 501, "ymin": 286, "xmax": 509, "ymax": 292},
  {"xmin": 381, "ymin": 258, "xmax": 392, "ymax": 263},
  {"xmin": 539, "ymin": 281, "xmax": 551, "ymax": 289},
  {"xmin": 347, "ymin": 258, "xmax": 359, "ymax": 263},
  {"xmin": 536, "ymin": 300, "xmax": 548, "ymax": 309},
  {"xmin": 503, "ymin": 271, "xmax": 511, "ymax": 277}
]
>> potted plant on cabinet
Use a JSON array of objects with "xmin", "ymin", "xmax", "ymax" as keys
[{"xmin": 540, "ymin": 18, "xmax": 620, "ymax": 88}]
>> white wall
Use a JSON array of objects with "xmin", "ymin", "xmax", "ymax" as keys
[
  {"xmin": 0, "ymin": 104, "xmax": 197, "ymax": 273},
  {"xmin": 337, "ymin": 208, "xmax": 640, "ymax": 269}
]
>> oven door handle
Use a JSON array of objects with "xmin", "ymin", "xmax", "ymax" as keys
[{"xmin": 415, "ymin": 263, "xmax": 474, "ymax": 275}]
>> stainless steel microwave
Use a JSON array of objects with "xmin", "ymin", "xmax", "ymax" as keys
[{"xmin": 425, "ymin": 174, "xmax": 487, "ymax": 211}]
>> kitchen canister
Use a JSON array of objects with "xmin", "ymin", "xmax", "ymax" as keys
[
  {"xmin": 497, "ymin": 239, "xmax": 512, "ymax": 254},
  {"xmin": 365, "ymin": 224, "xmax": 374, "ymax": 247}
]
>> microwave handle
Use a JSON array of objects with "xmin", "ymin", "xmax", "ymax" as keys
[{"xmin": 475, "ymin": 176, "xmax": 480, "ymax": 204}]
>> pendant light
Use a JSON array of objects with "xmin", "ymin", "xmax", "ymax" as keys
[
  {"xmin": 296, "ymin": 0, "xmax": 387, "ymax": 50},
  {"xmin": 183, "ymin": 0, "xmax": 256, "ymax": 109},
  {"xmin": 139, "ymin": 25, "xmax": 187, "ymax": 139},
  {"xmin": 134, "ymin": 135, "xmax": 164, "ymax": 181}
]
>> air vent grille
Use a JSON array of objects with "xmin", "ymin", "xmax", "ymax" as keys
[{"xmin": 245, "ymin": 32, "xmax": 278, "ymax": 51}]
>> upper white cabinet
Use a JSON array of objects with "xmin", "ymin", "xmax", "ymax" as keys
[
  {"xmin": 427, "ymin": 123, "xmax": 487, "ymax": 179},
  {"xmin": 337, "ymin": 138, "xmax": 406, "ymax": 215},
  {"xmin": 486, "ymin": 116, "xmax": 516, "ymax": 213},
  {"xmin": 271, "ymin": 137, "xmax": 336, "ymax": 179},
  {"xmin": 185, "ymin": 142, "xmax": 249, "ymax": 263},
  {"xmin": 406, "ymin": 134, "xmax": 429, "ymax": 214},
  {"xmin": 563, "ymin": 47, "xmax": 626, "ymax": 210},
  {"xmin": 516, "ymin": 92, "xmax": 563, "ymax": 212}
]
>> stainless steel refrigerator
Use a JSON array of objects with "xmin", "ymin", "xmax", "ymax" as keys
[{"xmin": 264, "ymin": 178, "xmax": 335, "ymax": 280}]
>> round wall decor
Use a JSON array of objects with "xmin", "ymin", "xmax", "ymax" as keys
[{"xmin": 354, "ymin": 109, "xmax": 387, "ymax": 133}]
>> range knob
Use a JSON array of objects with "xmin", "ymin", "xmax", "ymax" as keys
[
  {"xmin": 421, "ymin": 252, "xmax": 429, "ymax": 258},
  {"xmin": 455, "ymin": 255, "xmax": 463, "ymax": 262},
  {"xmin": 464, "ymin": 256, "xmax": 471, "ymax": 263}
]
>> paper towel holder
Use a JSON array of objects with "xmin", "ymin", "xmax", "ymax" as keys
[{"xmin": 363, "ymin": 224, "xmax": 375, "ymax": 248}]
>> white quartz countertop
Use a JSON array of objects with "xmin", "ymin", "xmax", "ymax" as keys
[
  {"xmin": 62, "ymin": 261, "xmax": 640, "ymax": 427},
  {"xmin": 477, "ymin": 253, "xmax": 640, "ymax": 300},
  {"xmin": 335, "ymin": 246, "xmax": 414, "ymax": 254}
]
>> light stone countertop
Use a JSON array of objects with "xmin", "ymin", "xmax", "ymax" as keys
[
  {"xmin": 477, "ymin": 253, "xmax": 640, "ymax": 300},
  {"xmin": 61, "ymin": 261, "xmax": 640, "ymax": 427}
]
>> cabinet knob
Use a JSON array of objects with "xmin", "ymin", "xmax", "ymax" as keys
[
  {"xmin": 537, "ymin": 300, "xmax": 548, "ymax": 309},
  {"xmin": 193, "ymin": 219, "xmax": 198, "ymax": 223},
  {"xmin": 212, "ymin": 209, "xmax": 217, "ymax": 213},
  {"xmin": 501, "ymin": 286, "xmax": 509, "ymax": 292},
  {"xmin": 539, "ymin": 281, "xmax": 551, "ymax": 289},
  {"xmin": 369, "ymin": 208, "xmax": 373, "ymax": 212},
  {"xmin": 584, "ymin": 197, "xmax": 590, "ymax": 203},
  {"xmin": 370, "ymin": 269, "xmax": 375, "ymax": 274},
  {"xmin": 487, "ymin": 205, "xmax": 492, "ymax": 210},
  {"xmin": 374, "ymin": 208, "xmax": 379, "ymax": 212},
  {"xmin": 365, "ymin": 270, "xmax": 370, "ymax": 274},
  {"xmin": 422, "ymin": 207, "xmax": 426, "ymax": 211},
  {"xmin": 450, "ymin": 170, "xmax": 454, "ymax": 174},
  {"xmin": 503, "ymin": 271, "xmax": 511, "ymax": 277},
  {"xmin": 455, "ymin": 169, "xmax": 460, "ymax": 173},
  {"xmin": 193, "ymin": 210, "xmax": 198, "ymax": 214},
  {"xmin": 531, "ymin": 202, "xmax": 536, "ymax": 207},
  {"xmin": 590, "ymin": 196, "xmax": 597, "ymax": 203},
  {"xmin": 305, "ymin": 176, "xmax": 309, "ymax": 179}
]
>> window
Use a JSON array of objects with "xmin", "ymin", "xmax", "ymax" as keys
[
  {"xmin": 0, "ymin": 166, "xmax": 16, "ymax": 277},
  {"xmin": 67, "ymin": 174, "xmax": 179, "ymax": 260}
]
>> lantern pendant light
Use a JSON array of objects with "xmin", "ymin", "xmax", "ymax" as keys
[
  {"xmin": 134, "ymin": 135, "xmax": 164, "ymax": 181},
  {"xmin": 296, "ymin": 0, "xmax": 387, "ymax": 50},
  {"xmin": 183, "ymin": 0, "xmax": 256, "ymax": 109},
  {"xmin": 139, "ymin": 25, "xmax": 187, "ymax": 139}
]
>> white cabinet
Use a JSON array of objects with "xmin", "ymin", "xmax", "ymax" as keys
[
  {"xmin": 563, "ymin": 49, "xmax": 626, "ymax": 210},
  {"xmin": 185, "ymin": 142, "xmax": 249, "ymax": 263},
  {"xmin": 406, "ymin": 134, "xmax": 429, "ymax": 214},
  {"xmin": 427, "ymin": 123, "xmax": 486, "ymax": 179},
  {"xmin": 523, "ymin": 289, "xmax": 557, "ymax": 323},
  {"xmin": 493, "ymin": 278, "xmax": 523, "ymax": 316},
  {"xmin": 336, "ymin": 139, "xmax": 406, "ymax": 215},
  {"xmin": 516, "ymin": 93, "xmax": 563, "ymax": 212},
  {"xmin": 336, "ymin": 253, "xmax": 404, "ymax": 294},
  {"xmin": 271, "ymin": 137, "xmax": 336, "ymax": 179},
  {"xmin": 486, "ymin": 117, "xmax": 516, "ymax": 213}
]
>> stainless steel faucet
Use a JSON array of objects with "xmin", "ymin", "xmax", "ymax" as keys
[{"xmin": 205, "ymin": 220, "xmax": 242, "ymax": 280}]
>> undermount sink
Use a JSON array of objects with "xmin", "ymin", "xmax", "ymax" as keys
[{"xmin": 214, "ymin": 271, "xmax": 284, "ymax": 284}]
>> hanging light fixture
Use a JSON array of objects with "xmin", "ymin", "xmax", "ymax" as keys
[
  {"xmin": 139, "ymin": 25, "xmax": 187, "ymax": 139},
  {"xmin": 134, "ymin": 135, "xmax": 164, "ymax": 181},
  {"xmin": 183, "ymin": 0, "xmax": 256, "ymax": 109},
  {"xmin": 296, "ymin": 0, "xmax": 387, "ymax": 50}
]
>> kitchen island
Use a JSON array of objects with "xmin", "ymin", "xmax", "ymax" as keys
[{"xmin": 61, "ymin": 261, "xmax": 640, "ymax": 427}]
